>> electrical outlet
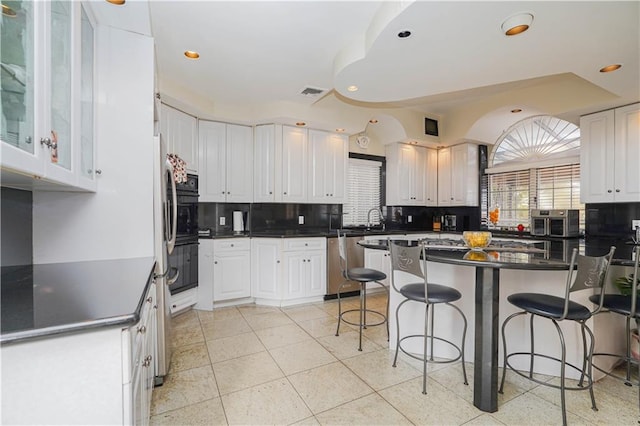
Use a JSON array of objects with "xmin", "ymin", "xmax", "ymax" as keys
[
  {"xmin": 408, "ymin": 215, "xmax": 413, "ymax": 223},
  {"xmin": 298, "ymin": 215, "xmax": 304, "ymax": 225},
  {"xmin": 220, "ymin": 216, "xmax": 226, "ymax": 226},
  {"xmin": 632, "ymin": 219, "xmax": 640, "ymax": 230}
]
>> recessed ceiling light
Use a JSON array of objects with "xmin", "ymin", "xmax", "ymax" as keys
[
  {"xmin": 347, "ymin": 85, "xmax": 358, "ymax": 92},
  {"xmin": 105, "ymin": 0, "xmax": 126, "ymax": 5},
  {"xmin": 511, "ymin": 108, "xmax": 522, "ymax": 113},
  {"xmin": 335, "ymin": 128, "xmax": 345, "ymax": 132},
  {"xmin": 397, "ymin": 30, "xmax": 412, "ymax": 39},
  {"xmin": 369, "ymin": 119, "xmax": 378, "ymax": 124},
  {"xmin": 2, "ymin": 4, "xmax": 17, "ymax": 16},
  {"xmin": 599, "ymin": 64, "xmax": 622, "ymax": 73},
  {"xmin": 501, "ymin": 13, "xmax": 533, "ymax": 36},
  {"xmin": 296, "ymin": 122, "xmax": 306, "ymax": 127},
  {"xmin": 184, "ymin": 50, "xmax": 200, "ymax": 59}
]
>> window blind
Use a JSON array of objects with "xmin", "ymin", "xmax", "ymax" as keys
[
  {"xmin": 488, "ymin": 170, "xmax": 530, "ymax": 227},
  {"xmin": 487, "ymin": 163, "xmax": 584, "ymax": 229},
  {"xmin": 344, "ymin": 158, "xmax": 382, "ymax": 226}
]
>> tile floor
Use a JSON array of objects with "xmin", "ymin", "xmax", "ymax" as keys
[{"xmin": 150, "ymin": 293, "xmax": 638, "ymax": 425}]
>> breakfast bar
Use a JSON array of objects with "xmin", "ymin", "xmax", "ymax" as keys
[{"xmin": 359, "ymin": 237, "xmax": 634, "ymax": 413}]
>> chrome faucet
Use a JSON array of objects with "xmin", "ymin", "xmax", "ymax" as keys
[{"xmin": 367, "ymin": 208, "xmax": 385, "ymax": 229}]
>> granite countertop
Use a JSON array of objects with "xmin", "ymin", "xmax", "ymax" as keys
[
  {"xmin": 359, "ymin": 237, "xmax": 637, "ymax": 268},
  {"xmin": 1, "ymin": 257, "xmax": 155, "ymax": 345}
]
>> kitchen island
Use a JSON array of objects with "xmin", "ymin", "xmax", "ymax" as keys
[
  {"xmin": 1, "ymin": 257, "xmax": 157, "ymax": 425},
  {"xmin": 359, "ymin": 237, "xmax": 634, "ymax": 413}
]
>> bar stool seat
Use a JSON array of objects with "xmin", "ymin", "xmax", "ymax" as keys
[{"xmin": 345, "ymin": 267, "xmax": 387, "ymax": 282}]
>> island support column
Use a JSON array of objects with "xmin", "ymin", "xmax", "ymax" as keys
[{"xmin": 474, "ymin": 267, "xmax": 500, "ymax": 412}]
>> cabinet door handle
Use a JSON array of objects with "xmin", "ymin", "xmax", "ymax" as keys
[
  {"xmin": 227, "ymin": 192, "xmax": 230, "ymax": 194},
  {"xmin": 138, "ymin": 325, "xmax": 146, "ymax": 334},
  {"xmin": 214, "ymin": 261, "xmax": 218, "ymax": 264},
  {"xmin": 231, "ymin": 244, "xmax": 234, "ymax": 247},
  {"xmin": 607, "ymin": 189, "xmax": 612, "ymax": 193},
  {"xmin": 146, "ymin": 296, "xmax": 153, "ymax": 304},
  {"xmin": 40, "ymin": 137, "xmax": 52, "ymax": 147},
  {"xmin": 277, "ymin": 260, "xmax": 280, "ymax": 264},
  {"xmin": 269, "ymin": 191, "xmax": 273, "ymax": 195},
  {"xmin": 616, "ymin": 189, "xmax": 620, "ymax": 193},
  {"xmin": 222, "ymin": 191, "xmax": 225, "ymax": 194},
  {"xmin": 284, "ymin": 192, "xmax": 287, "ymax": 195}
]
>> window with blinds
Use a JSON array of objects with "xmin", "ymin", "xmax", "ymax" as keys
[
  {"xmin": 488, "ymin": 170, "xmax": 531, "ymax": 228},
  {"xmin": 343, "ymin": 158, "xmax": 382, "ymax": 226},
  {"xmin": 488, "ymin": 164, "xmax": 584, "ymax": 228}
]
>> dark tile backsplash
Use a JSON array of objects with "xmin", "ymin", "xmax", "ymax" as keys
[
  {"xmin": 386, "ymin": 205, "xmax": 481, "ymax": 232},
  {"xmin": 251, "ymin": 203, "xmax": 342, "ymax": 232},
  {"xmin": 199, "ymin": 203, "xmax": 251, "ymax": 233},
  {"xmin": 1, "ymin": 188, "xmax": 33, "ymax": 267},
  {"xmin": 585, "ymin": 202, "xmax": 640, "ymax": 238}
]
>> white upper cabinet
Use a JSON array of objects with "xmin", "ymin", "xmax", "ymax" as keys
[
  {"xmin": 438, "ymin": 143, "xmax": 478, "ymax": 206},
  {"xmin": 386, "ymin": 143, "xmax": 428, "ymax": 206},
  {"xmin": 199, "ymin": 120, "xmax": 253, "ymax": 202},
  {"xmin": 254, "ymin": 124, "xmax": 347, "ymax": 203},
  {"xmin": 580, "ymin": 103, "xmax": 640, "ymax": 203},
  {"xmin": 160, "ymin": 104, "xmax": 197, "ymax": 174},
  {"xmin": 281, "ymin": 125, "xmax": 308, "ymax": 202},
  {"xmin": 425, "ymin": 147, "xmax": 438, "ymax": 206},
  {"xmin": 308, "ymin": 129, "xmax": 348, "ymax": 203},
  {"xmin": 1, "ymin": 1, "xmax": 97, "ymax": 191}
]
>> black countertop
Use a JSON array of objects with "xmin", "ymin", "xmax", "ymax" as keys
[
  {"xmin": 1, "ymin": 257, "xmax": 155, "ymax": 344},
  {"xmin": 358, "ymin": 237, "xmax": 637, "ymax": 268}
]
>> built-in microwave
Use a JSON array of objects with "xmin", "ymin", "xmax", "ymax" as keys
[{"xmin": 530, "ymin": 209, "xmax": 580, "ymax": 237}]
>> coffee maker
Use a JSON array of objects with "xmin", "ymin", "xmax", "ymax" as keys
[{"xmin": 442, "ymin": 214, "xmax": 457, "ymax": 231}]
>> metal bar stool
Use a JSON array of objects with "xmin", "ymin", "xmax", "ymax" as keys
[
  {"xmin": 499, "ymin": 246, "xmax": 616, "ymax": 426},
  {"xmin": 388, "ymin": 239, "xmax": 468, "ymax": 395},
  {"xmin": 589, "ymin": 244, "xmax": 640, "ymax": 417},
  {"xmin": 335, "ymin": 230, "xmax": 389, "ymax": 351}
]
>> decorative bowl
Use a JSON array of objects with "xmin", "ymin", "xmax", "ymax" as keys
[{"xmin": 462, "ymin": 231, "xmax": 492, "ymax": 250}]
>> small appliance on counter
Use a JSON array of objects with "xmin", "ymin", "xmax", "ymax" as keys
[
  {"xmin": 530, "ymin": 209, "xmax": 580, "ymax": 237},
  {"xmin": 233, "ymin": 210, "xmax": 245, "ymax": 233},
  {"xmin": 442, "ymin": 215, "xmax": 457, "ymax": 231}
]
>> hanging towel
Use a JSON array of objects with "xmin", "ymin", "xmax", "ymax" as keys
[{"xmin": 166, "ymin": 153, "xmax": 187, "ymax": 183}]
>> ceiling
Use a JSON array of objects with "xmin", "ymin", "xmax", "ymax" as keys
[{"xmin": 102, "ymin": 1, "xmax": 640, "ymax": 144}]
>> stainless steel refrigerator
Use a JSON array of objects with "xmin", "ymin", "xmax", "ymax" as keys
[{"xmin": 153, "ymin": 135, "xmax": 178, "ymax": 385}]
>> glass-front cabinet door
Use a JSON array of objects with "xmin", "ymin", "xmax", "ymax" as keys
[
  {"xmin": 0, "ymin": 1, "xmax": 96, "ymax": 190},
  {"xmin": 79, "ymin": 3, "xmax": 94, "ymax": 186},
  {"xmin": 0, "ymin": 0, "xmax": 38, "ymax": 171},
  {"xmin": 44, "ymin": 0, "xmax": 73, "ymax": 182}
]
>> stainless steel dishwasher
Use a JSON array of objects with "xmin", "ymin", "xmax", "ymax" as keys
[{"xmin": 326, "ymin": 235, "xmax": 364, "ymax": 297}]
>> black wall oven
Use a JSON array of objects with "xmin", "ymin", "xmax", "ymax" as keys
[{"xmin": 168, "ymin": 174, "xmax": 199, "ymax": 295}]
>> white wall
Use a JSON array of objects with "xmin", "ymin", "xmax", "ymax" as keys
[{"xmin": 32, "ymin": 26, "xmax": 155, "ymax": 263}]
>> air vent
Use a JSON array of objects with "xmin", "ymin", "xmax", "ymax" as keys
[{"xmin": 298, "ymin": 86, "xmax": 327, "ymax": 98}]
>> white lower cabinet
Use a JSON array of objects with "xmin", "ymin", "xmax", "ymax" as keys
[
  {"xmin": 251, "ymin": 237, "xmax": 327, "ymax": 306},
  {"xmin": 213, "ymin": 239, "xmax": 251, "ymax": 301},
  {"xmin": 129, "ymin": 282, "xmax": 157, "ymax": 426},
  {"xmin": 1, "ymin": 281, "xmax": 157, "ymax": 425},
  {"xmin": 282, "ymin": 238, "xmax": 327, "ymax": 302},
  {"xmin": 197, "ymin": 239, "xmax": 251, "ymax": 309}
]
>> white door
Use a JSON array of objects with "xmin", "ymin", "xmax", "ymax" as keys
[
  {"xmin": 281, "ymin": 126, "xmax": 308, "ymax": 202},
  {"xmin": 614, "ymin": 104, "xmax": 640, "ymax": 202},
  {"xmin": 306, "ymin": 250, "xmax": 327, "ymax": 297},
  {"xmin": 213, "ymin": 250, "xmax": 251, "ymax": 301},
  {"xmin": 251, "ymin": 239, "xmax": 281, "ymax": 299},
  {"xmin": 425, "ymin": 148, "xmax": 438, "ymax": 206},
  {"xmin": 283, "ymin": 251, "xmax": 306, "ymax": 300},
  {"xmin": 438, "ymin": 147, "xmax": 452, "ymax": 205},
  {"xmin": 253, "ymin": 125, "xmax": 277, "ymax": 202},
  {"xmin": 580, "ymin": 110, "xmax": 615, "ymax": 203},
  {"xmin": 199, "ymin": 121, "xmax": 227, "ymax": 202},
  {"xmin": 226, "ymin": 124, "xmax": 253, "ymax": 202}
]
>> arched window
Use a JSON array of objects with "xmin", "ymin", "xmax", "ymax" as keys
[{"xmin": 486, "ymin": 115, "xmax": 583, "ymax": 231}]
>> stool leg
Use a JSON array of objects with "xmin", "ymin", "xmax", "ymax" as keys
[
  {"xmin": 393, "ymin": 300, "xmax": 405, "ymax": 368},
  {"xmin": 335, "ymin": 281, "xmax": 344, "ymax": 337},
  {"xmin": 385, "ymin": 283, "xmax": 390, "ymax": 341},
  {"xmin": 626, "ymin": 316, "xmax": 632, "ymax": 385},
  {"xmin": 583, "ymin": 322, "xmax": 597, "ymax": 412},
  {"xmin": 529, "ymin": 314, "xmax": 535, "ymax": 379},
  {"xmin": 552, "ymin": 319, "xmax": 568, "ymax": 426},
  {"xmin": 423, "ymin": 303, "xmax": 430, "ymax": 394},
  {"xmin": 358, "ymin": 283, "xmax": 365, "ymax": 351},
  {"xmin": 362, "ymin": 284, "xmax": 368, "ymax": 330},
  {"xmin": 429, "ymin": 306, "xmax": 435, "ymax": 361}
]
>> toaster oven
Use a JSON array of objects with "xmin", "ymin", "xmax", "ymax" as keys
[{"xmin": 530, "ymin": 209, "xmax": 580, "ymax": 237}]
